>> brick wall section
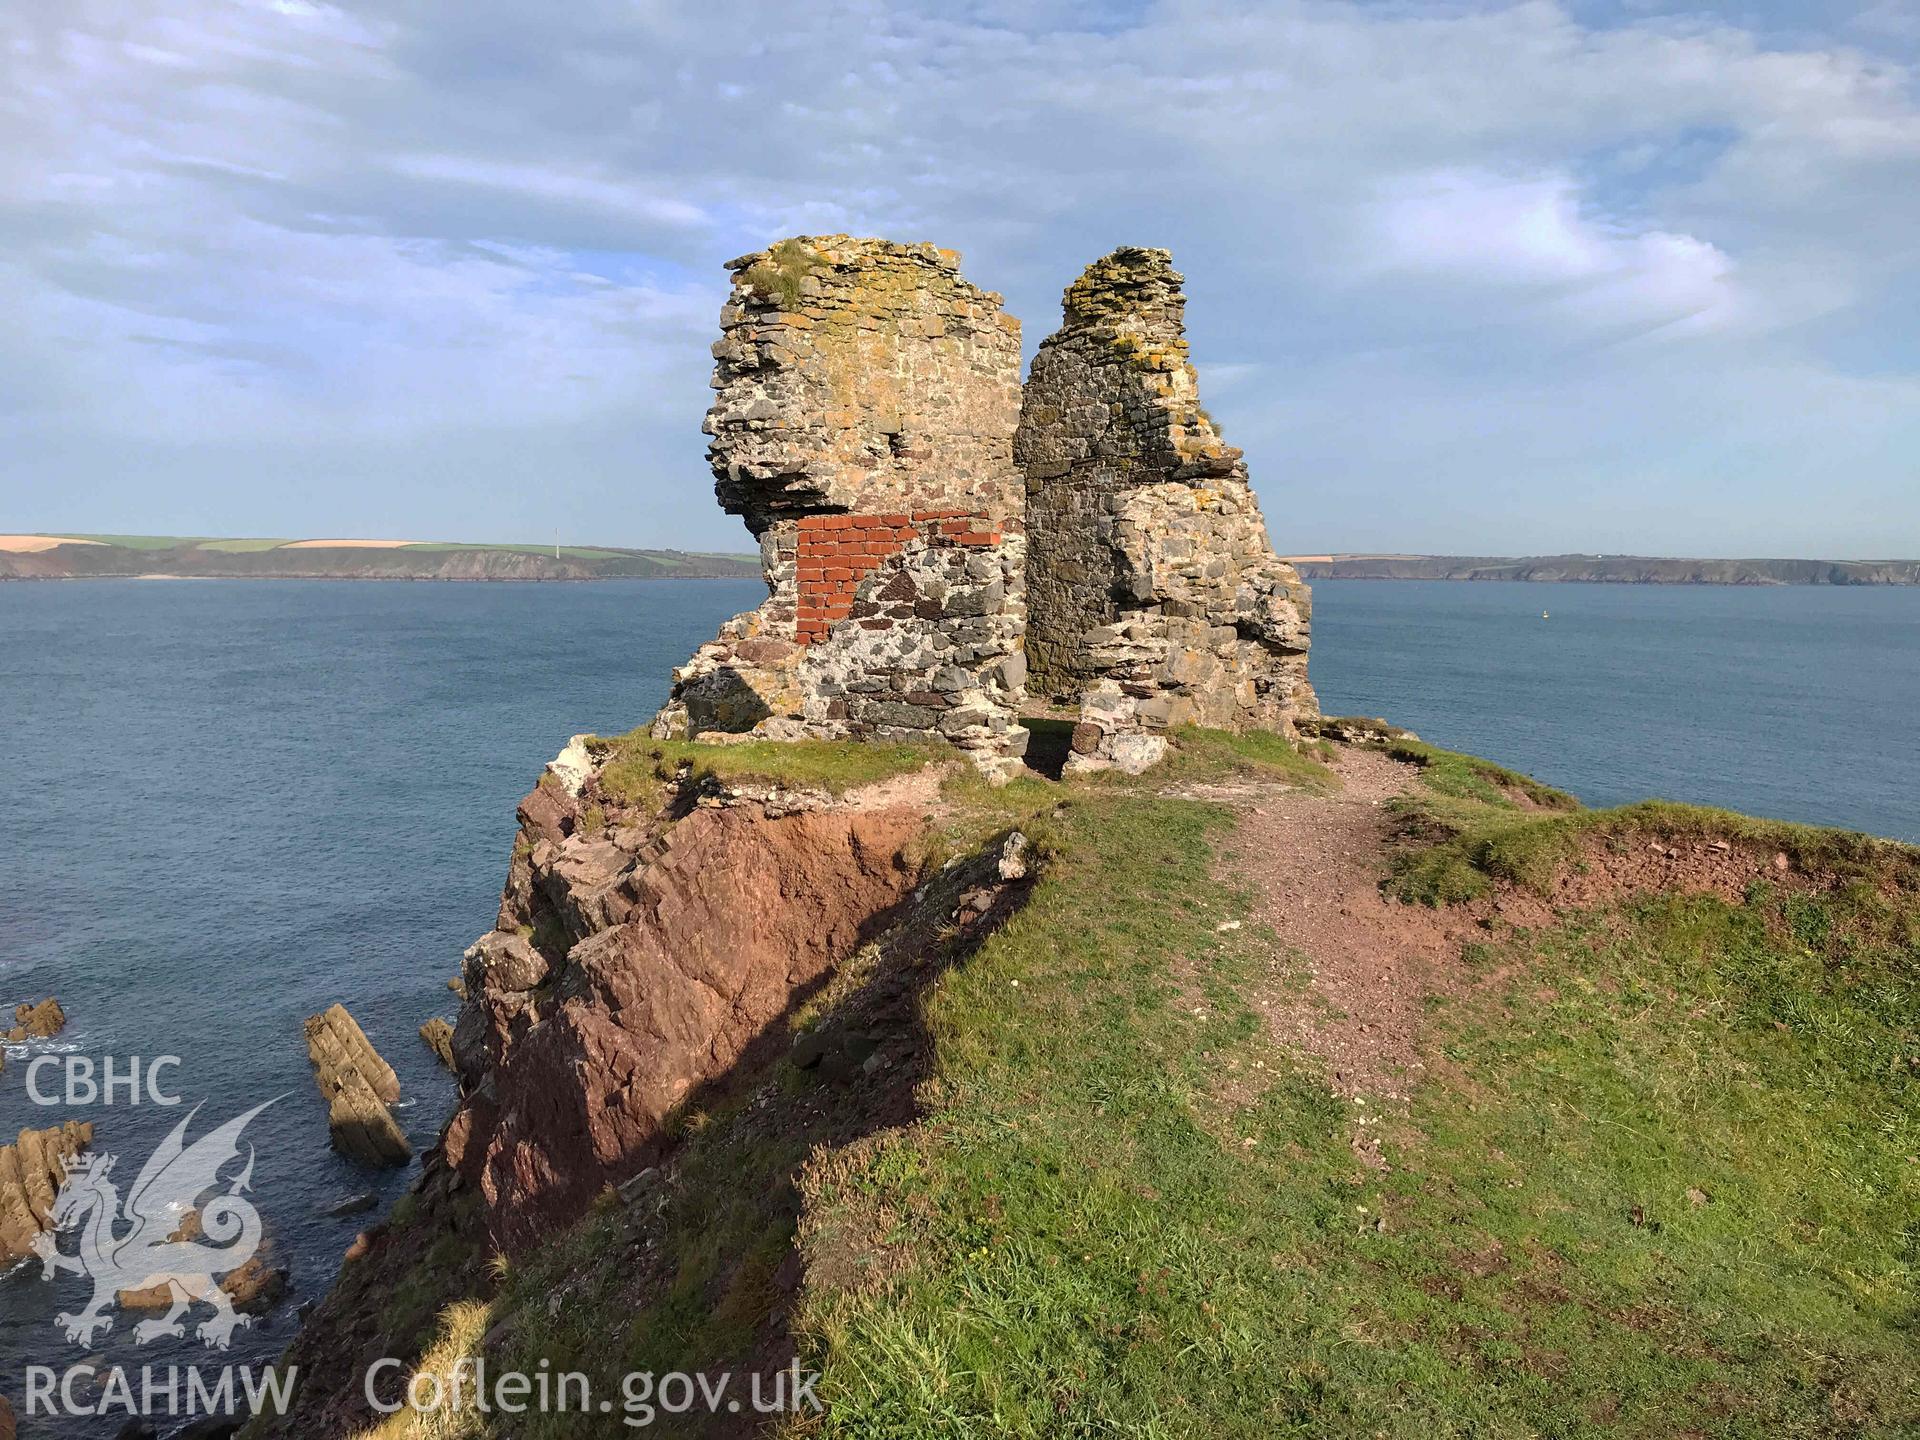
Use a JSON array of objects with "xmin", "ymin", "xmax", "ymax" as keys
[{"xmin": 795, "ymin": 511, "xmax": 999, "ymax": 644}]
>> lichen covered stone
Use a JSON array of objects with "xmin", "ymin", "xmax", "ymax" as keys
[
  {"xmin": 1016, "ymin": 246, "xmax": 1318, "ymax": 771},
  {"xmin": 656, "ymin": 236, "xmax": 1029, "ymax": 776}
]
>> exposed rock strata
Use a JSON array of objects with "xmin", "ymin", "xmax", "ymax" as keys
[
  {"xmin": 119, "ymin": 1221, "xmax": 290, "ymax": 1316},
  {"xmin": 5, "ymin": 996, "xmax": 66, "ymax": 1042},
  {"xmin": 654, "ymin": 236, "xmax": 1029, "ymax": 777},
  {"xmin": 0, "ymin": 1121, "xmax": 92, "ymax": 1260},
  {"xmin": 443, "ymin": 739, "xmax": 925, "ymax": 1252},
  {"xmin": 1016, "ymin": 247, "xmax": 1318, "ymax": 772},
  {"xmin": 303, "ymin": 1006, "xmax": 410, "ymax": 1168},
  {"xmin": 249, "ymin": 748, "xmax": 1034, "ymax": 1440},
  {"xmin": 419, "ymin": 1017, "xmax": 455, "ymax": 1070}
]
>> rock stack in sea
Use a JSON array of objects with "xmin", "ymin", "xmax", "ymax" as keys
[
  {"xmin": 0, "ymin": 1120, "xmax": 93, "ymax": 1260},
  {"xmin": 5, "ymin": 996, "xmax": 67, "ymax": 1043},
  {"xmin": 304, "ymin": 1005, "xmax": 411, "ymax": 1168},
  {"xmin": 419, "ymin": 1018, "xmax": 455, "ymax": 1071}
]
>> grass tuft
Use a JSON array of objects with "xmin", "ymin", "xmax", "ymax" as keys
[
  {"xmin": 594, "ymin": 731, "xmax": 949, "ymax": 811},
  {"xmin": 1384, "ymin": 736, "xmax": 1578, "ymax": 810},
  {"xmin": 1385, "ymin": 740, "xmax": 1918, "ymax": 906},
  {"xmin": 741, "ymin": 238, "xmax": 826, "ymax": 309},
  {"xmin": 1159, "ymin": 725, "xmax": 1343, "ymax": 792}
]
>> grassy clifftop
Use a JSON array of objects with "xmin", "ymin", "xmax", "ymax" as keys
[{"xmin": 293, "ymin": 728, "xmax": 1917, "ymax": 1438}]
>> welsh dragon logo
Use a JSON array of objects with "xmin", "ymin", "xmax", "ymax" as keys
[{"xmin": 31, "ymin": 1100, "xmax": 279, "ymax": 1350}]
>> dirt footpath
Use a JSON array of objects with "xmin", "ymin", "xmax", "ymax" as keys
[{"xmin": 1217, "ymin": 748, "xmax": 1480, "ymax": 1103}]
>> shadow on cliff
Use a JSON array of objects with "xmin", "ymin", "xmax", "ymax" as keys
[{"xmin": 253, "ymin": 825, "xmax": 1035, "ymax": 1440}]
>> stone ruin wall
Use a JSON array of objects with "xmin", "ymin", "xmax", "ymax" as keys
[
  {"xmin": 654, "ymin": 236, "xmax": 1030, "ymax": 776},
  {"xmin": 656, "ymin": 236, "xmax": 1316, "ymax": 777},
  {"xmin": 1014, "ymin": 247, "xmax": 1318, "ymax": 772}
]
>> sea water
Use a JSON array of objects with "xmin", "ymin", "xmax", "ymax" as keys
[{"xmin": 2, "ymin": 575, "xmax": 1915, "ymax": 1423}]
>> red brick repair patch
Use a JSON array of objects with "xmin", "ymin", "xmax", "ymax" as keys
[{"xmin": 793, "ymin": 512, "xmax": 1001, "ymax": 644}]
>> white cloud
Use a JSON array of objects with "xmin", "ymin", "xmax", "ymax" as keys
[
  {"xmin": 1368, "ymin": 170, "xmax": 1742, "ymax": 340},
  {"xmin": 388, "ymin": 155, "xmax": 710, "ymax": 229},
  {"xmin": 0, "ymin": 0, "xmax": 1915, "ymax": 551}
]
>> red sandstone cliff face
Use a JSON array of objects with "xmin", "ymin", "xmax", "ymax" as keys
[
  {"xmin": 254, "ymin": 734, "xmax": 1031, "ymax": 1440},
  {"xmin": 441, "ymin": 744, "xmax": 926, "ymax": 1253}
]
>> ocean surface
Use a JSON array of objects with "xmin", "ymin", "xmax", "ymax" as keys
[
  {"xmin": 0, "ymin": 577, "xmax": 764, "ymax": 1431},
  {"xmin": 1, "ymin": 575, "xmax": 1916, "ymax": 1428},
  {"xmin": 1309, "ymin": 580, "xmax": 1920, "ymax": 843}
]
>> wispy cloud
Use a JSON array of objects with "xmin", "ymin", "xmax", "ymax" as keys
[{"xmin": 0, "ymin": 0, "xmax": 1915, "ymax": 553}]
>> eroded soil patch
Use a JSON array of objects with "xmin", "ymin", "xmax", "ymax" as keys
[
  {"xmin": 1221, "ymin": 746, "xmax": 1839, "ymax": 1107},
  {"xmin": 1222, "ymin": 747, "xmax": 1478, "ymax": 1102}
]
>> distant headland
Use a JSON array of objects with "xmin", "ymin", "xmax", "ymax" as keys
[
  {"xmin": 1284, "ymin": 554, "xmax": 1920, "ymax": 585},
  {"xmin": 0, "ymin": 534, "xmax": 760, "ymax": 582},
  {"xmin": 14, "ymin": 538, "xmax": 1912, "ymax": 588}
]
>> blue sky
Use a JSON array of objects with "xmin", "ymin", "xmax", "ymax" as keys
[{"xmin": 2, "ymin": 0, "xmax": 1915, "ymax": 556}]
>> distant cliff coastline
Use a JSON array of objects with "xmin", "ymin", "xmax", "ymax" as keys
[
  {"xmin": 1288, "ymin": 554, "xmax": 1920, "ymax": 585},
  {"xmin": 0, "ymin": 535, "xmax": 760, "ymax": 581}
]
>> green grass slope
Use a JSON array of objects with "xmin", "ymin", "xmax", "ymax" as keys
[
  {"xmin": 300, "ymin": 732, "xmax": 1918, "ymax": 1439},
  {"xmin": 792, "ymin": 757, "xmax": 1917, "ymax": 1437}
]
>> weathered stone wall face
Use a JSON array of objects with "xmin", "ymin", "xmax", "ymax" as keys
[
  {"xmin": 1016, "ymin": 247, "xmax": 1318, "ymax": 772},
  {"xmin": 655, "ymin": 236, "xmax": 1029, "ymax": 774}
]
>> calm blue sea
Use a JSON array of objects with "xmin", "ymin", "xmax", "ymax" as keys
[
  {"xmin": 1309, "ymin": 580, "xmax": 1920, "ymax": 843},
  {"xmin": 0, "ymin": 575, "xmax": 1915, "ymax": 1425},
  {"xmin": 0, "ymin": 578, "xmax": 763, "ymax": 1427}
]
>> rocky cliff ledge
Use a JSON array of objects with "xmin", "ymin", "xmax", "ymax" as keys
[
  {"xmin": 257, "ymin": 719, "xmax": 1920, "ymax": 1439},
  {"xmin": 253, "ymin": 732, "xmax": 1034, "ymax": 1437},
  {"xmin": 442, "ymin": 736, "xmax": 938, "ymax": 1253}
]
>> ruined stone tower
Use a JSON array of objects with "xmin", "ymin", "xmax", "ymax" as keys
[
  {"xmin": 654, "ymin": 237, "xmax": 1030, "ymax": 775},
  {"xmin": 1015, "ymin": 247, "xmax": 1318, "ymax": 772}
]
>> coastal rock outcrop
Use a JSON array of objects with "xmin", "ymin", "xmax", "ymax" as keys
[
  {"xmin": 255, "ymin": 236, "xmax": 1335, "ymax": 1433},
  {"xmin": 442, "ymin": 740, "xmax": 924, "ymax": 1252},
  {"xmin": 0, "ymin": 1120, "xmax": 92, "ymax": 1261},
  {"xmin": 118, "ymin": 1225, "xmax": 290, "ymax": 1317},
  {"xmin": 6, "ymin": 996, "xmax": 67, "ymax": 1042},
  {"xmin": 419, "ymin": 1018, "xmax": 455, "ymax": 1071},
  {"xmin": 303, "ymin": 1006, "xmax": 410, "ymax": 1168},
  {"xmin": 1016, "ymin": 247, "xmax": 1318, "ymax": 771},
  {"xmin": 653, "ymin": 236, "xmax": 1030, "ymax": 777}
]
